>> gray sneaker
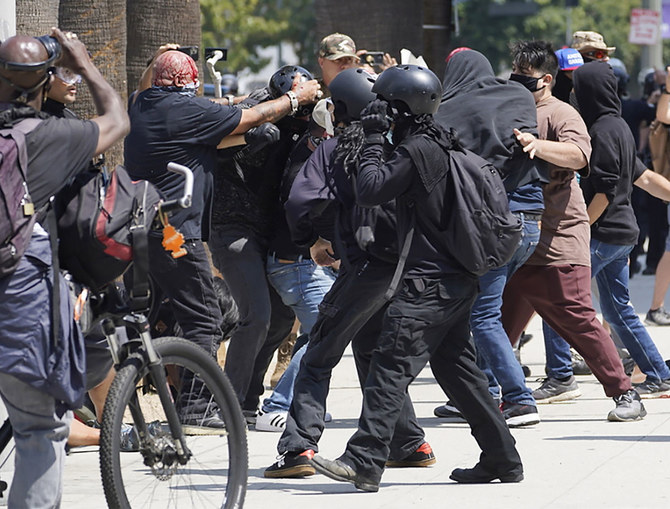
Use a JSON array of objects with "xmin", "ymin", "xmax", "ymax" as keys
[
  {"xmin": 634, "ymin": 378, "xmax": 670, "ymax": 399},
  {"xmin": 645, "ymin": 308, "xmax": 670, "ymax": 326},
  {"xmin": 433, "ymin": 400, "xmax": 465, "ymax": 422},
  {"xmin": 607, "ymin": 389, "xmax": 647, "ymax": 422},
  {"xmin": 533, "ymin": 376, "xmax": 581, "ymax": 404},
  {"xmin": 119, "ymin": 421, "xmax": 163, "ymax": 452}
]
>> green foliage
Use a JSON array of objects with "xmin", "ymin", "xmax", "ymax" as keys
[
  {"xmin": 200, "ymin": 0, "xmax": 316, "ymax": 76},
  {"xmin": 454, "ymin": 0, "xmax": 655, "ymax": 92}
]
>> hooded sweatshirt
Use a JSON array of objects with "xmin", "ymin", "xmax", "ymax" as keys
[
  {"xmin": 573, "ymin": 61, "xmax": 646, "ymax": 245},
  {"xmin": 435, "ymin": 49, "xmax": 547, "ymax": 213}
]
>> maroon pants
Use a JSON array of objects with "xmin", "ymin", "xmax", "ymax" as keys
[{"xmin": 501, "ymin": 264, "xmax": 630, "ymax": 397}]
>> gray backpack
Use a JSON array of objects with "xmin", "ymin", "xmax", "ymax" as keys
[{"xmin": 0, "ymin": 116, "xmax": 42, "ymax": 278}]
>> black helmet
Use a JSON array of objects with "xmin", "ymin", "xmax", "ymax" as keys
[
  {"xmin": 329, "ymin": 67, "xmax": 377, "ymax": 123},
  {"xmin": 268, "ymin": 65, "xmax": 313, "ymax": 98},
  {"xmin": 221, "ymin": 73, "xmax": 239, "ymax": 95},
  {"xmin": 269, "ymin": 65, "xmax": 314, "ymax": 117},
  {"xmin": 372, "ymin": 64, "xmax": 442, "ymax": 116},
  {"xmin": 608, "ymin": 58, "xmax": 628, "ymax": 98}
]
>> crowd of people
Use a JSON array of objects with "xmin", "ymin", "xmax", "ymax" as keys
[{"xmin": 2, "ymin": 23, "xmax": 670, "ymax": 505}]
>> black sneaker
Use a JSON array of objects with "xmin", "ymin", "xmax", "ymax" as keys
[
  {"xmin": 571, "ymin": 349, "xmax": 592, "ymax": 376},
  {"xmin": 450, "ymin": 462, "xmax": 523, "ymax": 484},
  {"xmin": 386, "ymin": 442, "xmax": 436, "ymax": 467},
  {"xmin": 180, "ymin": 412, "xmax": 227, "ymax": 436},
  {"xmin": 607, "ymin": 389, "xmax": 647, "ymax": 422},
  {"xmin": 634, "ymin": 378, "xmax": 670, "ymax": 399},
  {"xmin": 533, "ymin": 376, "xmax": 581, "ymax": 404},
  {"xmin": 310, "ymin": 455, "xmax": 379, "ymax": 492},
  {"xmin": 519, "ymin": 332, "xmax": 533, "ymax": 347},
  {"xmin": 500, "ymin": 402, "xmax": 540, "ymax": 427},
  {"xmin": 264, "ymin": 449, "xmax": 316, "ymax": 478},
  {"xmin": 433, "ymin": 400, "xmax": 465, "ymax": 422},
  {"xmin": 645, "ymin": 307, "xmax": 670, "ymax": 326}
]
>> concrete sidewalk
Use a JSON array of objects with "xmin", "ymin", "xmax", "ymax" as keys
[{"xmin": 3, "ymin": 272, "xmax": 670, "ymax": 508}]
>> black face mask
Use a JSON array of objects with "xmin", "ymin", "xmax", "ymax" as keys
[{"xmin": 509, "ymin": 73, "xmax": 541, "ymax": 92}]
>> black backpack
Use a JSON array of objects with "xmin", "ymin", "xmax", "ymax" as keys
[
  {"xmin": 0, "ymin": 117, "xmax": 43, "ymax": 279},
  {"xmin": 444, "ymin": 147, "xmax": 522, "ymax": 275},
  {"xmin": 394, "ymin": 132, "xmax": 522, "ymax": 284},
  {"xmin": 56, "ymin": 165, "xmax": 161, "ymax": 291},
  {"xmin": 349, "ymin": 189, "xmax": 398, "ymax": 265}
]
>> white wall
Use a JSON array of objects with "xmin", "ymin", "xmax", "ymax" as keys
[{"xmin": 0, "ymin": 0, "xmax": 16, "ymax": 41}]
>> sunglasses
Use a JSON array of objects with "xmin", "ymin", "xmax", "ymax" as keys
[
  {"xmin": 583, "ymin": 50, "xmax": 608, "ymax": 60},
  {"xmin": 54, "ymin": 67, "xmax": 82, "ymax": 85}
]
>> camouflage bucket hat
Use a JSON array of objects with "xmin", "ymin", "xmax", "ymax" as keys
[
  {"xmin": 571, "ymin": 31, "xmax": 615, "ymax": 54},
  {"xmin": 318, "ymin": 33, "xmax": 359, "ymax": 61}
]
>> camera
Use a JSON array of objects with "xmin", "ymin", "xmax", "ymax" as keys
[
  {"xmin": 177, "ymin": 46, "xmax": 199, "ymax": 62},
  {"xmin": 36, "ymin": 35, "xmax": 62, "ymax": 61},
  {"xmin": 205, "ymin": 47, "xmax": 228, "ymax": 62}
]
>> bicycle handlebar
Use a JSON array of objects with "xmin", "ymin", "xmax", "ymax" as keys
[
  {"xmin": 159, "ymin": 162, "xmax": 194, "ymax": 212},
  {"xmin": 206, "ymin": 51, "xmax": 224, "ymax": 99}
]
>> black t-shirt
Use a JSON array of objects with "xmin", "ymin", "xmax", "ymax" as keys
[
  {"xmin": 124, "ymin": 88, "xmax": 242, "ymax": 240},
  {"xmin": 25, "ymin": 117, "xmax": 99, "ymax": 207},
  {"xmin": 621, "ymin": 98, "xmax": 655, "ymax": 150}
]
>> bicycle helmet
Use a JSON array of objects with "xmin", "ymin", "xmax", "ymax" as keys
[
  {"xmin": 268, "ymin": 65, "xmax": 313, "ymax": 97},
  {"xmin": 268, "ymin": 65, "xmax": 314, "ymax": 117},
  {"xmin": 372, "ymin": 64, "xmax": 442, "ymax": 116},
  {"xmin": 328, "ymin": 67, "xmax": 377, "ymax": 124}
]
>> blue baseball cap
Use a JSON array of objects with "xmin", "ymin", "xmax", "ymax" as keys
[{"xmin": 555, "ymin": 48, "xmax": 584, "ymax": 71}]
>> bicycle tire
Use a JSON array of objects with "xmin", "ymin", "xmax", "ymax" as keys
[{"xmin": 100, "ymin": 336, "xmax": 247, "ymax": 508}]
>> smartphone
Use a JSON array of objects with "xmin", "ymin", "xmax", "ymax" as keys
[
  {"xmin": 205, "ymin": 47, "xmax": 228, "ymax": 62},
  {"xmin": 177, "ymin": 46, "xmax": 199, "ymax": 62},
  {"xmin": 360, "ymin": 51, "xmax": 385, "ymax": 67}
]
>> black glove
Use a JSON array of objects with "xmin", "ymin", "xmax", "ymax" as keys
[
  {"xmin": 244, "ymin": 122, "xmax": 280, "ymax": 153},
  {"xmin": 361, "ymin": 99, "xmax": 390, "ymax": 144},
  {"xmin": 238, "ymin": 86, "xmax": 272, "ymax": 108}
]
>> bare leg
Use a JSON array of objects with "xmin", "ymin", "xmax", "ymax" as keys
[
  {"xmin": 67, "ymin": 419, "xmax": 100, "ymax": 447},
  {"xmin": 651, "ymin": 251, "xmax": 670, "ymax": 310},
  {"xmin": 66, "ymin": 367, "xmax": 115, "ymax": 447}
]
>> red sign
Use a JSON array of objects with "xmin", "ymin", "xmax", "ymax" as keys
[{"xmin": 630, "ymin": 8, "xmax": 660, "ymax": 45}]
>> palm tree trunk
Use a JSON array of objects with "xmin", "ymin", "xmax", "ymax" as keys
[
  {"xmin": 314, "ymin": 0, "xmax": 423, "ymax": 67},
  {"xmin": 16, "ymin": 0, "xmax": 59, "ymax": 35},
  {"xmin": 314, "ymin": 0, "xmax": 451, "ymax": 76},
  {"xmin": 126, "ymin": 0, "xmax": 201, "ymax": 97},
  {"xmin": 59, "ymin": 0, "xmax": 127, "ymax": 168}
]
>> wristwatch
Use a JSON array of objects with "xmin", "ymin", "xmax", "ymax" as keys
[{"xmin": 224, "ymin": 94, "xmax": 235, "ymax": 105}]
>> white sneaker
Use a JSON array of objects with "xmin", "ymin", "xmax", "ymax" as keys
[{"xmin": 255, "ymin": 410, "xmax": 287, "ymax": 432}]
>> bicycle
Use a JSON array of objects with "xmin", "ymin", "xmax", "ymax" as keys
[{"xmin": 0, "ymin": 162, "xmax": 248, "ymax": 508}]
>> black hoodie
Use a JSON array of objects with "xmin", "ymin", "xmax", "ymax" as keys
[
  {"xmin": 573, "ymin": 61, "xmax": 646, "ymax": 246},
  {"xmin": 435, "ymin": 50, "xmax": 547, "ymax": 213}
]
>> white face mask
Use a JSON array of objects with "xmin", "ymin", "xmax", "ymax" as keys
[
  {"xmin": 385, "ymin": 127, "xmax": 394, "ymax": 145},
  {"xmin": 312, "ymin": 98, "xmax": 334, "ymax": 136}
]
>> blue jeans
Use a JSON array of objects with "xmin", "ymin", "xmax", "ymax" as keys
[
  {"xmin": 262, "ymin": 257, "xmax": 336, "ymax": 413},
  {"xmin": 474, "ymin": 213, "xmax": 540, "ymax": 405},
  {"xmin": 544, "ymin": 240, "xmax": 670, "ymax": 382},
  {"xmin": 0, "ymin": 372, "xmax": 71, "ymax": 509}
]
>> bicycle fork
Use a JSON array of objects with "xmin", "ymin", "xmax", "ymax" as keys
[{"xmin": 102, "ymin": 317, "xmax": 192, "ymax": 466}]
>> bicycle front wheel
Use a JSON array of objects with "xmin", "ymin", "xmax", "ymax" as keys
[{"xmin": 100, "ymin": 337, "xmax": 247, "ymax": 508}]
